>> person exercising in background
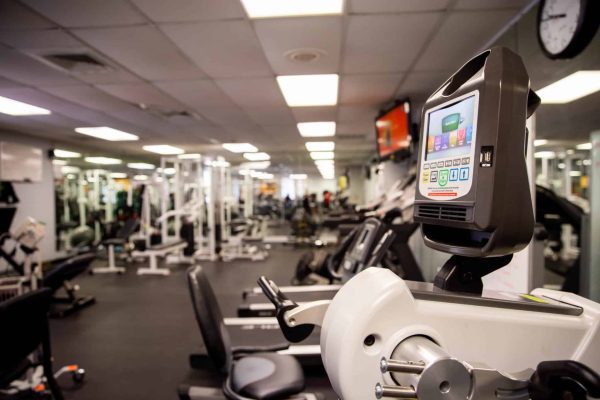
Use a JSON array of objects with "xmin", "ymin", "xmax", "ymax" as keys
[{"xmin": 323, "ymin": 190, "xmax": 331, "ymax": 209}]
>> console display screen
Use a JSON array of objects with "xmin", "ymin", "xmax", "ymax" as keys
[{"xmin": 425, "ymin": 95, "xmax": 476, "ymax": 161}]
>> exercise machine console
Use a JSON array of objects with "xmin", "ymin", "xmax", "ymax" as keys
[{"xmin": 258, "ymin": 47, "xmax": 600, "ymax": 400}]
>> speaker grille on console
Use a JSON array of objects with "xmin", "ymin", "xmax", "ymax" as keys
[{"xmin": 416, "ymin": 205, "xmax": 469, "ymax": 221}]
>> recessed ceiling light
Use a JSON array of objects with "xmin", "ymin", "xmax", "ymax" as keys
[
  {"xmin": 243, "ymin": 152, "xmax": 270, "ymax": 161},
  {"xmin": 239, "ymin": 169, "xmax": 252, "ymax": 176},
  {"xmin": 310, "ymin": 151, "xmax": 334, "ymax": 160},
  {"xmin": 251, "ymin": 171, "xmax": 274, "ymax": 179},
  {"xmin": 75, "ymin": 127, "xmax": 138, "ymax": 141},
  {"xmin": 84, "ymin": 156, "xmax": 122, "ymax": 165},
  {"xmin": 306, "ymin": 141, "xmax": 335, "ymax": 152},
  {"xmin": 134, "ymin": 175, "xmax": 148, "ymax": 181},
  {"xmin": 54, "ymin": 149, "xmax": 81, "ymax": 158},
  {"xmin": 127, "ymin": 162, "xmax": 155, "ymax": 170},
  {"xmin": 240, "ymin": 161, "xmax": 271, "ymax": 170},
  {"xmin": 52, "ymin": 159, "xmax": 67, "ymax": 166},
  {"xmin": 178, "ymin": 153, "xmax": 202, "ymax": 160},
  {"xmin": 315, "ymin": 159, "xmax": 334, "ymax": 167},
  {"xmin": 223, "ymin": 143, "xmax": 258, "ymax": 153},
  {"xmin": 240, "ymin": 0, "xmax": 343, "ymax": 19},
  {"xmin": 143, "ymin": 145, "xmax": 184, "ymax": 155},
  {"xmin": 290, "ymin": 174, "xmax": 307, "ymax": 180},
  {"xmin": 570, "ymin": 171, "xmax": 582, "ymax": 177},
  {"xmin": 297, "ymin": 122, "xmax": 336, "ymax": 137},
  {"xmin": 534, "ymin": 151, "xmax": 555, "ymax": 159},
  {"xmin": 0, "ymin": 95, "xmax": 51, "ymax": 116},
  {"xmin": 538, "ymin": 71, "xmax": 600, "ymax": 104},
  {"xmin": 534, "ymin": 139, "xmax": 548, "ymax": 147},
  {"xmin": 110, "ymin": 172, "xmax": 128, "ymax": 179},
  {"xmin": 277, "ymin": 74, "xmax": 339, "ymax": 107},
  {"xmin": 211, "ymin": 159, "xmax": 231, "ymax": 167},
  {"xmin": 576, "ymin": 142, "xmax": 592, "ymax": 150}
]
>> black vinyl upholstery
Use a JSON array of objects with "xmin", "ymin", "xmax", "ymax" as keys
[
  {"xmin": 187, "ymin": 265, "xmax": 232, "ymax": 373},
  {"xmin": 0, "ymin": 289, "xmax": 52, "ymax": 387},
  {"xmin": 42, "ymin": 252, "xmax": 96, "ymax": 292},
  {"xmin": 231, "ymin": 353, "xmax": 304, "ymax": 400},
  {"xmin": 103, "ymin": 218, "xmax": 139, "ymax": 246},
  {"xmin": 186, "ymin": 266, "xmax": 305, "ymax": 400}
]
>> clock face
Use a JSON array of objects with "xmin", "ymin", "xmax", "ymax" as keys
[{"xmin": 539, "ymin": 0, "xmax": 581, "ymax": 55}]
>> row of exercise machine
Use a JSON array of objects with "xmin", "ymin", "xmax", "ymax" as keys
[{"xmin": 1, "ymin": 47, "xmax": 599, "ymax": 400}]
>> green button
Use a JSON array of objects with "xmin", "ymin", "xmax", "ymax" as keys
[{"xmin": 439, "ymin": 169, "xmax": 449, "ymax": 186}]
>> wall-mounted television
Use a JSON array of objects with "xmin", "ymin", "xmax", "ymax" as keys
[{"xmin": 374, "ymin": 99, "xmax": 411, "ymax": 160}]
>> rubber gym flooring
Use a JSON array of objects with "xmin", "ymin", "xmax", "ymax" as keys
[{"xmin": 49, "ymin": 241, "xmax": 335, "ymax": 400}]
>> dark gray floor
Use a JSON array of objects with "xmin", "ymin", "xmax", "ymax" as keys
[{"xmin": 49, "ymin": 243, "xmax": 332, "ymax": 400}]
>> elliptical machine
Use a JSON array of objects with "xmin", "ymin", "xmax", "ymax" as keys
[{"xmin": 257, "ymin": 47, "xmax": 600, "ymax": 400}]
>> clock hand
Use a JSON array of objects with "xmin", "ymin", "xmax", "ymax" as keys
[{"xmin": 542, "ymin": 13, "xmax": 567, "ymax": 21}]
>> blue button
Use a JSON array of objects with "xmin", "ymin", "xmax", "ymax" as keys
[
  {"xmin": 459, "ymin": 167, "xmax": 469, "ymax": 180},
  {"xmin": 449, "ymin": 168, "xmax": 459, "ymax": 181}
]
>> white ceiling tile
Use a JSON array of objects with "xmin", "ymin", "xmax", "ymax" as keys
[
  {"xmin": 97, "ymin": 82, "xmax": 184, "ymax": 111},
  {"xmin": 0, "ymin": 86, "xmax": 150, "ymax": 136},
  {"xmin": 0, "ymin": 76, "xmax": 23, "ymax": 88},
  {"xmin": 254, "ymin": 16, "xmax": 342, "ymax": 75},
  {"xmin": 161, "ymin": 21, "xmax": 272, "ymax": 78},
  {"xmin": 414, "ymin": 10, "xmax": 516, "ymax": 71},
  {"xmin": 200, "ymin": 106, "xmax": 258, "ymax": 128},
  {"xmin": 215, "ymin": 78, "xmax": 286, "ymax": 108},
  {"xmin": 340, "ymin": 73, "xmax": 402, "ymax": 106},
  {"xmin": 0, "ymin": 47, "xmax": 80, "ymax": 86},
  {"xmin": 0, "ymin": 1, "xmax": 55, "ymax": 30},
  {"xmin": 155, "ymin": 79, "xmax": 236, "ymax": 110},
  {"xmin": 22, "ymin": 0, "xmax": 146, "ymax": 28},
  {"xmin": 242, "ymin": 106, "xmax": 296, "ymax": 126},
  {"xmin": 40, "ymin": 84, "xmax": 135, "ymax": 113},
  {"xmin": 454, "ymin": 0, "xmax": 531, "ymax": 10},
  {"xmin": 337, "ymin": 121, "xmax": 374, "ymax": 136},
  {"xmin": 104, "ymin": 108, "xmax": 174, "ymax": 136},
  {"xmin": 292, "ymin": 107, "xmax": 338, "ymax": 122},
  {"xmin": 349, "ymin": 0, "xmax": 450, "ymax": 13},
  {"xmin": 73, "ymin": 26, "xmax": 204, "ymax": 81},
  {"xmin": 343, "ymin": 13, "xmax": 442, "ymax": 73},
  {"xmin": 395, "ymin": 71, "xmax": 450, "ymax": 100},
  {"xmin": 131, "ymin": 0, "xmax": 246, "ymax": 22},
  {"xmin": 0, "ymin": 28, "xmax": 81, "ymax": 49},
  {"xmin": 337, "ymin": 105, "xmax": 379, "ymax": 122}
]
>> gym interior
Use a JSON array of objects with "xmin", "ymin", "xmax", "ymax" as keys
[{"xmin": 0, "ymin": 1, "xmax": 599, "ymax": 399}]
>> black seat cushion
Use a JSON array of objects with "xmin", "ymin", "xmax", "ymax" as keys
[
  {"xmin": 103, "ymin": 238, "xmax": 127, "ymax": 246},
  {"xmin": 231, "ymin": 353, "xmax": 304, "ymax": 400},
  {"xmin": 43, "ymin": 253, "xmax": 96, "ymax": 291}
]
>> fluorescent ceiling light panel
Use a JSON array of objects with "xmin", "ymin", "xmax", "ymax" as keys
[
  {"xmin": 297, "ymin": 122, "xmax": 336, "ymax": 137},
  {"xmin": 310, "ymin": 151, "xmax": 334, "ymax": 160},
  {"xmin": 243, "ymin": 152, "xmax": 270, "ymax": 161},
  {"xmin": 52, "ymin": 159, "xmax": 67, "ymax": 166},
  {"xmin": 178, "ymin": 153, "xmax": 202, "ymax": 160},
  {"xmin": 110, "ymin": 173, "xmax": 128, "ymax": 179},
  {"xmin": 315, "ymin": 160, "xmax": 334, "ymax": 167},
  {"xmin": 61, "ymin": 166, "xmax": 80, "ymax": 174},
  {"xmin": 75, "ymin": 127, "xmax": 138, "ymax": 141},
  {"xmin": 133, "ymin": 175, "xmax": 148, "ymax": 181},
  {"xmin": 576, "ymin": 142, "xmax": 592, "ymax": 150},
  {"xmin": 290, "ymin": 174, "xmax": 307, "ymax": 180},
  {"xmin": 277, "ymin": 74, "xmax": 339, "ymax": 107},
  {"xmin": 306, "ymin": 141, "xmax": 335, "ymax": 152},
  {"xmin": 127, "ymin": 162, "xmax": 155, "ymax": 170},
  {"xmin": 0, "ymin": 95, "xmax": 51, "ymax": 116},
  {"xmin": 534, "ymin": 151, "xmax": 555, "ymax": 159},
  {"xmin": 211, "ymin": 160, "xmax": 231, "ymax": 167},
  {"xmin": 240, "ymin": 0, "xmax": 343, "ymax": 19},
  {"xmin": 163, "ymin": 167, "xmax": 176, "ymax": 175},
  {"xmin": 538, "ymin": 71, "xmax": 600, "ymax": 104},
  {"xmin": 222, "ymin": 143, "xmax": 258, "ymax": 153},
  {"xmin": 143, "ymin": 145, "xmax": 184, "ymax": 155},
  {"xmin": 84, "ymin": 156, "xmax": 122, "ymax": 165},
  {"xmin": 54, "ymin": 149, "xmax": 81, "ymax": 158},
  {"xmin": 534, "ymin": 139, "xmax": 548, "ymax": 147}
]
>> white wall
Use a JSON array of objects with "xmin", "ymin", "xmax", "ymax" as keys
[{"xmin": 0, "ymin": 131, "xmax": 59, "ymax": 261}]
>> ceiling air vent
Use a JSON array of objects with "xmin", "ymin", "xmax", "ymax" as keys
[
  {"xmin": 285, "ymin": 48, "xmax": 326, "ymax": 64},
  {"xmin": 39, "ymin": 52, "xmax": 114, "ymax": 75}
]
